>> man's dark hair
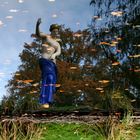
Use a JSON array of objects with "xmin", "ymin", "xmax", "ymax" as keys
[{"xmin": 49, "ymin": 24, "xmax": 60, "ymax": 32}]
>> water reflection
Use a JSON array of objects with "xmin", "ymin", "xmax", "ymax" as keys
[{"xmin": 0, "ymin": 0, "xmax": 140, "ymax": 114}]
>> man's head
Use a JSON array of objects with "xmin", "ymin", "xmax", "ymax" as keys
[
  {"xmin": 49, "ymin": 24, "xmax": 60, "ymax": 32},
  {"xmin": 49, "ymin": 24, "xmax": 60, "ymax": 38}
]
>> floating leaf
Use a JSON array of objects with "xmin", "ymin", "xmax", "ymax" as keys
[
  {"xmin": 111, "ymin": 11, "xmax": 123, "ymax": 16},
  {"xmin": 16, "ymin": 79, "xmax": 22, "ymax": 82},
  {"xmin": 134, "ymin": 69, "xmax": 140, "ymax": 72},
  {"xmin": 70, "ymin": 66, "xmax": 77, "ymax": 70},
  {"xmin": 93, "ymin": 16, "xmax": 99, "ymax": 19},
  {"xmin": 85, "ymin": 83, "xmax": 89, "ymax": 86},
  {"xmin": 131, "ymin": 99, "xmax": 136, "ymax": 102},
  {"xmin": 0, "ymin": 20, "xmax": 4, "ymax": 26},
  {"xmin": 110, "ymin": 43, "xmax": 116, "ymax": 47},
  {"xmin": 18, "ymin": 29, "xmax": 28, "ymax": 32},
  {"xmin": 99, "ymin": 42, "xmax": 110, "ymax": 45},
  {"xmin": 111, "ymin": 41, "xmax": 118, "ymax": 44},
  {"xmin": 99, "ymin": 80, "xmax": 110, "ymax": 84},
  {"xmin": 30, "ymin": 90, "xmax": 38, "ymax": 94},
  {"xmin": 116, "ymin": 49, "xmax": 121, "ymax": 53},
  {"xmin": 23, "ymin": 80, "xmax": 33, "ymax": 83},
  {"xmin": 59, "ymin": 90, "xmax": 65, "ymax": 93},
  {"xmin": 100, "ymin": 90, "xmax": 104, "ymax": 93},
  {"xmin": 76, "ymin": 22, "xmax": 80, "ymax": 25},
  {"xmin": 52, "ymin": 14, "xmax": 58, "ymax": 18},
  {"xmin": 112, "ymin": 61, "xmax": 120, "ymax": 66},
  {"xmin": 5, "ymin": 16, "xmax": 13, "ymax": 19},
  {"xmin": 16, "ymin": 86, "xmax": 23, "ymax": 88},
  {"xmin": 55, "ymin": 84, "xmax": 61, "ymax": 87},
  {"xmin": 96, "ymin": 87, "xmax": 103, "ymax": 90},
  {"xmin": 92, "ymin": 16, "xmax": 102, "ymax": 20},
  {"xmin": 9, "ymin": 9, "xmax": 19, "ymax": 13},
  {"xmin": 18, "ymin": 0, "xmax": 24, "ymax": 3},
  {"xmin": 84, "ymin": 65, "xmax": 93, "ymax": 68},
  {"xmin": 32, "ymin": 83, "xmax": 39, "ymax": 86},
  {"xmin": 91, "ymin": 48, "xmax": 96, "ymax": 52},
  {"xmin": 129, "ymin": 54, "xmax": 140, "ymax": 58},
  {"xmin": 125, "ymin": 88, "xmax": 129, "ymax": 91},
  {"xmin": 133, "ymin": 44, "xmax": 140, "ymax": 47},
  {"xmin": 15, "ymin": 73, "xmax": 20, "ymax": 76},
  {"xmin": 116, "ymin": 37, "xmax": 122, "ymax": 41},
  {"xmin": 48, "ymin": 0, "xmax": 55, "ymax": 2},
  {"xmin": 77, "ymin": 89, "xmax": 82, "ymax": 92},
  {"xmin": 73, "ymin": 33, "xmax": 82, "ymax": 37}
]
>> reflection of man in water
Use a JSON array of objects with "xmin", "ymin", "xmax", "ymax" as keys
[{"xmin": 36, "ymin": 18, "xmax": 61, "ymax": 108}]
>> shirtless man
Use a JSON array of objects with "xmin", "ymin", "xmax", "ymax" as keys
[
  {"xmin": 36, "ymin": 18, "xmax": 61, "ymax": 63},
  {"xmin": 35, "ymin": 18, "xmax": 61, "ymax": 108}
]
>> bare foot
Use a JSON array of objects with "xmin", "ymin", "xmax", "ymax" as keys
[{"xmin": 42, "ymin": 104, "xmax": 49, "ymax": 108}]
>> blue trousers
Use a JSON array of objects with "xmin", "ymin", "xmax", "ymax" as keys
[{"xmin": 39, "ymin": 58, "xmax": 57, "ymax": 104}]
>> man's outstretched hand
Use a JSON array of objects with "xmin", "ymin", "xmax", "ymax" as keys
[{"xmin": 37, "ymin": 18, "xmax": 42, "ymax": 25}]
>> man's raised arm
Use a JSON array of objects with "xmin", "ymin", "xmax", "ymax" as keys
[{"xmin": 36, "ymin": 18, "xmax": 46, "ymax": 38}]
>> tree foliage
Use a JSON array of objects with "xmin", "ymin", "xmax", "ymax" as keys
[
  {"xmin": 2, "ymin": 1, "xmax": 140, "ymax": 115},
  {"xmin": 89, "ymin": 0, "xmax": 140, "ymax": 109},
  {"xmin": 3, "ymin": 26, "xmax": 103, "ymax": 114}
]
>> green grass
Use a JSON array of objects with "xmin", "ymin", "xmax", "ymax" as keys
[
  {"xmin": 1, "ymin": 113, "xmax": 140, "ymax": 140},
  {"xmin": 40, "ymin": 123, "xmax": 94, "ymax": 140},
  {"xmin": 135, "ymin": 126, "xmax": 140, "ymax": 140},
  {"xmin": 40, "ymin": 123, "xmax": 140, "ymax": 140},
  {"xmin": 38, "ymin": 114, "xmax": 140, "ymax": 140}
]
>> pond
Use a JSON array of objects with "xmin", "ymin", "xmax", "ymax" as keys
[{"xmin": 0, "ymin": 0, "xmax": 140, "ymax": 116}]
